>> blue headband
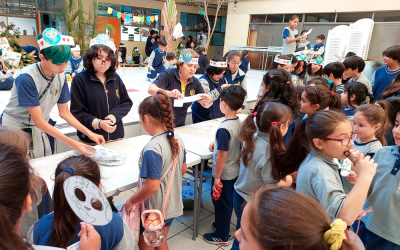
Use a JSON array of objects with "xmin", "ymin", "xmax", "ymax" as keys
[{"xmin": 62, "ymin": 167, "xmax": 74, "ymax": 176}]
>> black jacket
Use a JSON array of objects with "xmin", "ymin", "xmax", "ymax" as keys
[
  {"xmin": 195, "ymin": 54, "xmax": 209, "ymax": 74},
  {"xmin": 71, "ymin": 71, "xmax": 133, "ymax": 143}
]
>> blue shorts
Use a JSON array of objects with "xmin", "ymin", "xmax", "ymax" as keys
[{"xmin": 140, "ymin": 217, "xmax": 174, "ymax": 234}]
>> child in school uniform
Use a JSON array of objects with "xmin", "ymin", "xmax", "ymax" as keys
[
  {"xmin": 343, "ymin": 56, "xmax": 373, "ymax": 103},
  {"xmin": 191, "ymin": 56, "xmax": 229, "ymax": 123},
  {"xmin": 203, "ymin": 85, "xmax": 247, "ymax": 246},
  {"xmin": 275, "ymin": 110, "xmax": 377, "ymax": 226},
  {"xmin": 124, "ymin": 91, "xmax": 186, "ymax": 250},
  {"xmin": 300, "ymin": 84, "xmax": 342, "ymax": 118},
  {"xmin": 29, "ymin": 155, "xmax": 135, "ymax": 249},
  {"xmin": 195, "ymin": 47, "xmax": 209, "ymax": 74},
  {"xmin": 281, "ymin": 15, "xmax": 301, "ymax": 55},
  {"xmin": 70, "ymin": 34, "xmax": 133, "ymax": 144},
  {"xmin": 342, "ymin": 102, "xmax": 388, "ymax": 194},
  {"xmin": 65, "ymin": 45, "xmax": 83, "ymax": 78},
  {"xmin": 354, "ymin": 98, "xmax": 400, "ymax": 249},
  {"xmin": 235, "ymin": 187, "xmax": 359, "ymax": 250},
  {"xmin": 0, "ymin": 49, "xmax": 16, "ymax": 90},
  {"xmin": 147, "ymin": 39, "xmax": 167, "ymax": 81},
  {"xmin": 0, "ymin": 144, "xmax": 101, "ymax": 250},
  {"xmin": 292, "ymin": 54, "xmax": 308, "ymax": 87},
  {"xmin": 166, "ymin": 52, "xmax": 177, "ymax": 69},
  {"xmin": 323, "ymin": 62, "xmax": 346, "ymax": 94},
  {"xmin": 304, "ymin": 56, "xmax": 324, "ymax": 83},
  {"xmin": 311, "ymin": 34, "xmax": 325, "ymax": 58},
  {"xmin": 224, "ymin": 50, "xmax": 247, "ymax": 113},
  {"xmin": 231, "ymin": 102, "xmax": 294, "ymax": 250},
  {"xmin": 1, "ymin": 28, "xmax": 104, "ymax": 159},
  {"xmin": 370, "ymin": 45, "xmax": 400, "ymax": 100},
  {"xmin": 340, "ymin": 82, "xmax": 369, "ymax": 119}
]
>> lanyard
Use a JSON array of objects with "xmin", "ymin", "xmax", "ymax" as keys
[
  {"xmin": 181, "ymin": 81, "xmax": 189, "ymax": 95},
  {"xmin": 36, "ymin": 64, "xmax": 55, "ymax": 101}
]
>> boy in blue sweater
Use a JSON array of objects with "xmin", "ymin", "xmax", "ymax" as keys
[
  {"xmin": 311, "ymin": 34, "xmax": 325, "ymax": 58},
  {"xmin": 65, "ymin": 45, "xmax": 83, "ymax": 78},
  {"xmin": 147, "ymin": 39, "xmax": 167, "ymax": 81},
  {"xmin": 371, "ymin": 45, "xmax": 400, "ymax": 100}
]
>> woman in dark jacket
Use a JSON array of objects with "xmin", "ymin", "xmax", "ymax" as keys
[{"xmin": 71, "ymin": 41, "xmax": 133, "ymax": 144}]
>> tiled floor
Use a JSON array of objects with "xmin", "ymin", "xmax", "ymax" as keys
[{"xmin": 113, "ymin": 172, "xmax": 238, "ymax": 250}]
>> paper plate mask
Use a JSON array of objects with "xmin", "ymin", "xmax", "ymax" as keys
[
  {"xmin": 179, "ymin": 51, "xmax": 199, "ymax": 64},
  {"xmin": 37, "ymin": 28, "xmax": 74, "ymax": 50},
  {"xmin": 296, "ymin": 54, "xmax": 307, "ymax": 61},
  {"xmin": 274, "ymin": 54, "xmax": 292, "ymax": 65},
  {"xmin": 64, "ymin": 176, "xmax": 112, "ymax": 225},
  {"xmin": 87, "ymin": 145, "xmax": 127, "ymax": 166}
]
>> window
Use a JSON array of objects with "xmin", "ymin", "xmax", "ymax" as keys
[
  {"xmin": 336, "ymin": 12, "xmax": 373, "ymax": 22},
  {"xmin": 8, "ymin": 17, "xmax": 37, "ymax": 35},
  {"xmin": 266, "ymin": 14, "xmax": 283, "ymax": 23},
  {"xmin": 374, "ymin": 11, "xmax": 400, "ymax": 22},
  {"xmin": 98, "ymin": 3, "xmax": 120, "ymax": 17},
  {"xmin": 0, "ymin": 0, "xmax": 36, "ymax": 16},
  {"xmin": 251, "ymin": 15, "xmax": 266, "ymax": 23},
  {"xmin": 284, "ymin": 14, "xmax": 303, "ymax": 22},
  {"xmin": 220, "ymin": 17, "xmax": 226, "ymax": 32},
  {"xmin": 305, "ymin": 13, "xmax": 335, "ymax": 22}
]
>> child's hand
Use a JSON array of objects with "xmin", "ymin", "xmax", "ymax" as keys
[
  {"xmin": 220, "ymin": 84, "xmax": 229, "ymax": 89},
  {"xmin": 88, "ymin": 132, "xmax": 105, "ymax": 146},
  {"xmin": 100, "ymin": 119, "xmax": 117, "ymax": 133},
  {"xmin": 78, "ymin": 223, "xmax": 101, "ymax": 250},
  {"xmin": 209, "ymin": 141, "xmax": 215, "ymax": 152},
  {"xmin": 11, "ymin": 67, "xmax": 16, "ymax": 74},
  {"xmin": 3, "ymin": 66, "xmax": 8, "ymax": 72},
  {"xmin": 213, "ymin": 178, "xmax": 222, "ymax": 189},
  {"xmin": 354, "ymin": 154, "xmax": 377, "ymax": 181},
  {"xmin": 124, "ymin": 198, "xmax": 135, "ymax": 212},
  {"xmin": 355, "ymin": 209, "xmax": 372, "ymax": 220},
  {"xmin": 347, "ymin": 171, "xmax": 357, "ymax": 184},
  {"xmin": 296, "ymin": 36, "xmax": 302, "ymax": 41},
  {"xmin": 237, "ymin": 108, "xmax": 243, "ymax": 114},
  {"xmin": 277, "ymin": 174, "xmax": 293, "ymax": 187},
  {"xmin": 72, "ymin": 73, "xmax": 76, "ymax": 78},
  {"xmin": 74, "ymin": 142, "xmax": 96, "ymax": 156}
]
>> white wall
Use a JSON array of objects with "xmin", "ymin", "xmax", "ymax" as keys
[{"xmin": 224, "ymin": 0, "xmax": 400, "ymax": 53}]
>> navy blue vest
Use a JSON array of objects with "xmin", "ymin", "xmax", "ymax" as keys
[
  {"xmin": 69, "ymin": 56, "xmax": 83, "ymax": 74},
  {"xmin": 191, "ymin": 74, "xmax": 225, "ymax": 123},
  {"xmin": 224, "ymin": 69, "xmax": 245, "ymax": 85},
  {"xmin": 152, "ymin": 48, "xmax": 166, "ymax": 68}
]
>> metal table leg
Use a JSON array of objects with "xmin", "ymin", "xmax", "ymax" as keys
[
  {"xmin": 196, "ymin": 159, "xmax": 207, "ymax": 236},
  {"xmin": 192, "ymin": 163, "xmax": 199, "ymax": 240}
]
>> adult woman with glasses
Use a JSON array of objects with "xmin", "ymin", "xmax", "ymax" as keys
[
  {"xmin": 148, "ymin": 49, "xmax": 213, "ymax": 127},
  {"xmin": 70, "ymin": 34, "xmax": 133, "ymax": 144},
  {"xmin": 223, "ymin": 50, "xmax": 247, "ymax": 113}
]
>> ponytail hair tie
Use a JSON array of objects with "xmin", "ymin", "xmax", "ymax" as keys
[
  {"xmin": 286, "ymin": 81, "xmax": 290, "ymax": 84},
  {"xmin": 271, "ymin": 122, "xmax": 278, "ymax": 126},
  {"xmin": 254, "ymin": 112, "xmax": 257, "ymax": 117},
  {"xmin": 324, "ymin": 219, "xmax": 347, "ymax": 250},
  {"xmin": 302, "ymin": 117, "xmax": 308, "ymax": 125},
  {"xmin": 167, "ymin": 130, "xmax": 174, "ymax": 139},
  {"xmin": 62, "ymin": 167, "xmax": 74, "ymax": 176},
  {"xmin": 270, "ymin": 75, "xmax": 274, "ymax": 79},
  {"xmin": 375, "ymin": 102, "xmax": 381, "ymax": 107},
  {"xmin": 330, "ymin": 91, "xmax": 334, "ymax": 97}
]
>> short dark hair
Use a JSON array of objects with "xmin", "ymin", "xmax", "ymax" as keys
[
  {"xmin": 206, "ymin": 56, "xmax": 227, "ymax": 76},
  {"xmin": 345, "ymin": 81, "xmax": 370, "ymax": 107},
  {"xmin": 343, "ymin": 56, "xmax": 365, "ymax": 72},
  {"xmin": 316, "ymin": 34, "xmax": 325, "ymax": 41},
  {"xmin": 150, "ymin": 30, "xmax": 157, "ymax": 35},
  {"xmin": 196, "ymin": 47, "xmax": 205, "ymax": 54},
  {"xmin": 301, "ymin": 30, "xmax": 309, "ymax": 36},
  {"xmin": 345, "ymin": 52, "xmax": 356, "ymax": 57},
  {"xmin": 0, "ymin": 50, "xmax": 2, "ymax": 56},
  {"xmin": 158, "ymin": 39, "xmax": 167, "ymax": 46},
  {"xmin": 166, "ymin": 52, "xmax": 175, "ymax": 61},
  {"xmin": 227, "ymin": 50, "xmax": 242, "ymax": 61},
  {"xmin": 382, "ymin": 45, "xmax": 400, "ymax": 62},
  {"xmin": 306, "ymin": 62, "xmax": 323, "ymax": 76},
  {"xmin": 154, "ymin": 35, "xmax": 160, "ymax": 41},
  {"xmin": 289, "ymin": 15, "xmax": 300, "ymax": 21},
  {"xmin": 287, "ymin": 54, "xmax": 298, "ymax": 64},
  {"xmin": 83, "ymin": 45, "xmax": 117, "ymax": 77},
  {"xmin": 242, "ymin": 50, "xmax": 249, "ymax": 57},
  {"xmin": 322, "ymin": 62, "xmax": 345, "ymax": 79},
  {"xmin": 220, "ymin": 85, "xmax": 247, "ymax": 111}
]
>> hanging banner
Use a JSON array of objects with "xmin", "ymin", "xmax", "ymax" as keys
[
  {"xmin": 121, "ymin": 13, "xmax": 126, "ymax": 20},
  {"xmin": 155, "ymin": 15, "xmax": 159, "ymax": 22},
  {"xmin": 112, "ymin": 10, "xmax": 117, "ymax": 17},
  {"xmin": 117, "ymin": 12, "xmax": 121, "ymax": 18},
  {"xmin": 132, "ymin": 16, "xmax": 137, "ymax": 23},
  {"xmin": 146, "ymin": 16, "xmax": 151, "ymax": 23},
  {"xmin": 107, "ymin": 7, "xmax": 113, "ymax": 15}
]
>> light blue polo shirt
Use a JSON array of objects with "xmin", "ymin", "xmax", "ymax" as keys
[
  {"xmin": 296, "ymin": 150, "xmax": 347, "ymax": 221},
  {"xmin": 361, "ymin": 145, "xmax": 400, "ymax": 245},
  {"xmin": 234, "ymin": 132, "xmax": 277, "ymax": 202}
]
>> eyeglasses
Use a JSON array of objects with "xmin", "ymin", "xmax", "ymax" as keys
[
  {"xmin": 324, "ymin": 134, "xmax": 356, "ymax": 146},
  {"xmin": 229, "ymin": 61, "xmax": 241, "ymax": 66},
  {"xmin": 93, "ymin": 58, "xmax": 112, "ymax": 66}
]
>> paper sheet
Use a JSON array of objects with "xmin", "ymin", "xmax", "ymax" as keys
[
  {"xmin": 174, "ymin": 94, "xmax": 205, "ymax": 107},
  {"xmin": 303, "ymin": 28, "xmax": 313, "ymax": 36}
]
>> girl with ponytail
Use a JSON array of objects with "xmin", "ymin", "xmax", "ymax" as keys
[
  {"xmin": 275, "ymin": 110, "xmax": 377, "ymax": 226},
  {"xmin": 231, "ymin": 102, "xmax": 294, "ymax": 250},
  {"xmin": 30, "ymin": 155, "xmax": 133, "ymax": 249},
  {"xmin": 300, "ymin": 84, "xmax": 342, "ymax": 117},
  {"xmin": 125, "ymin": 90, "xmax": 187, "ymax": 250},
  {"xmin": 0, "ymin": 143, "xmax": 101, "ymax": 250}
]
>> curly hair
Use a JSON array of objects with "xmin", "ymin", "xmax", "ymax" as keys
[
  {"xmin": 83, "ymin": 44, "xmax": 117, "ymax": 77},
  {"xmin": 139, "ymin": 91, "xmax": 180, "ymax": 160}
]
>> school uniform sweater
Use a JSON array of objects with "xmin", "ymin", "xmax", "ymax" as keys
[
  {"xmin": 195, "ymin": 54, "xmax": 209, "ymax": 74},
  {"xmin": 370, "ymin": 66, "xmax": 400, "ymax": 100},
  {"xmin": 70, "ymin": 71, "xmax": 133, "ymax": 143},
  {"xmin": 224, "ymin": 69, "xmax": 247, "ymax": 107},
  {"xmin": 65, "ymin": 56, "xmax": 83, "ymax": 75},
  {"xmin": 148, "ymin": 48, "xmax": 166, "ymax": 68},
  {"xmin": 239, "ymin": 58, "xmax": 250, "ymax": 74}
]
